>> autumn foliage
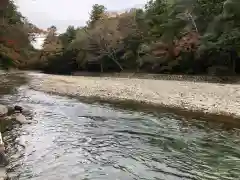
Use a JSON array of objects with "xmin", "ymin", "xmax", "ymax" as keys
[
  {"xmin": 2, "ymin": 0, "xmax": 240, "ymax": 75},
  {"xmin": 0, "ymin": 0, "xmax": 46, "ymax": 69}
]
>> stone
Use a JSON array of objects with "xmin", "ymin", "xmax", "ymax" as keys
[
  {"xmin": 0, "ymin": 168, "xmax": 6, "ymax": 180},
  {"xmin": 13, "ymin": 113, "xmax": 30, "ymax": 124},
  {"xmin": 0, "ymin": 105, "xmax": 8, "ymax": 117},
  {"xmin": 14, "ymin": 105, "xmax": 23, "ymax": 113}
]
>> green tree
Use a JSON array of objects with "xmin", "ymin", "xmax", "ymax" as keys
[
  {"xmin": 59, "ymin": 26, "xmax": 77, "ymax": 48},
  {"xmin": 198, "ymin": 0, "xmax": 240, "ymax": 74},
  {"xmin": 87, "ymin": 4, "xmax": 106, "ymax": 28}
]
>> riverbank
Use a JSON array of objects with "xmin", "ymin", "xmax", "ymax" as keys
[
  {"xmin": 28, "ymin": 72, "xmax": 240, "ymax": 120},
  {"xmin": 72, "ymin": 71, "xmax": 240, "ymax": 84}
]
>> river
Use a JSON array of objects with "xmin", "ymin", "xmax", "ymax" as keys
[{"xmin": 1, "ymin": 73, "xmax": 240, "ymax": 180}]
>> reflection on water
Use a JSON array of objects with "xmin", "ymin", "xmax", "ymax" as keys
[{"xmin": 1, "ymin": 84, "xmax": 240, "ymax": 180}]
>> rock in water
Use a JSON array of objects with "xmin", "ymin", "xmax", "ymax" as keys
[
  {"xmin": 0, "ymin": 105, "xmax": 8, "ymax": 117},
  {"xmin": 13, "ymin": 113, "xmax": 30, "ymax": 124},
  {"xmin": 14, "ymin": 105, "xmax": 23, "ymax": 113}
]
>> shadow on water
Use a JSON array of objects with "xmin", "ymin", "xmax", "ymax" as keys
[
  {"xmin": 1, "ymin": 73, "xmax": 240, "ymax": 180},
  {"xmin": 66, "ymin": 95, "xmax": 240, "ymax": 130}
]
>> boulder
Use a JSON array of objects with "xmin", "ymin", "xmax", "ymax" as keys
[
  {"xmin": 13, "ymin": 113, "xmax": 30, "ymax": 124},
  {"xmin": 14, "ymin": 105, "xmax": 23, "ymax": 113},
  {"xmin": 0, "ymin": 105, "xmax": 8, "ymax": 117}
]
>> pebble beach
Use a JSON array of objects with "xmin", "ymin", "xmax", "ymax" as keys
[{"xmin": 29, "ymin": 73, "xmax": 240, "ymax": 118}]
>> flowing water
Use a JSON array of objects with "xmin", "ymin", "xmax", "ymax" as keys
[{"xmin": 1, "ymin": 73, "xmax": 240, "ymax": 180}]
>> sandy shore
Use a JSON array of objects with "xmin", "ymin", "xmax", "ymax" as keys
[{"xmin": 29, "ymin": 73, "xmax": 240, "ymax": 117}]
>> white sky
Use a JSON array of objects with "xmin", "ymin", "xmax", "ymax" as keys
[
  {"xmin": 15, "ymin": 0, "xmax": 148, "ymax": 49},
  {"xmin": 15, "ymin": 0, "xmax": 148, "ymax": 32}
]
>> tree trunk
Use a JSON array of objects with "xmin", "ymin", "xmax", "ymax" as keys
[
  {"xmin": 187, "ymin": 12, "xmax": 198, "ymax": 33},
  {"xmin": 108, "ymin": 51, "xmax": 123, "ymax": 71},
  {"xmin": 231, "ymin": 51, "xmax": 236, "ymax": 74},
  {"xmin": 100, "ymin": 61, "xmax": 103, "ymax": 73},
  {"xmin": 111, "ymin": 58, "xmax": 123, "ymax": 71}
]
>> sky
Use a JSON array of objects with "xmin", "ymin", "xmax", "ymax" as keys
[
  {"xmin": 15, "ymin": 0, "xmax": 148, "ymax": 32},
  {"xmin": 15, "ymin": 0, "xmax": 148, "ymax": 48}
]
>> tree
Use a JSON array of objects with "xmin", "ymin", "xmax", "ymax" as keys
[
  {"xmin": 42, "ymin": 25, "xmax": 61, "ymax": 50},
  {"xmin": 198, "ymin": 0, "xmax": 240, "ymax": 74},
  {"xmin": 37, "ymin": 0, "xmax": 240, "ymax": 75},
  {"xmin": 87, "ymin": 4, "xmax": 106, "ymax": 28},
  {"xmin": 59, "ymin": 25, "xmax": 77, "ymax": 48},
  {"xmin": 0, "ymin": 0, "xmax": 44, "ymax": 69}
]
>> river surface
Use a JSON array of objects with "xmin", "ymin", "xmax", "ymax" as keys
[{"xmin": 1, "ymin": 73, "xmax": 240, "ymax": 180}]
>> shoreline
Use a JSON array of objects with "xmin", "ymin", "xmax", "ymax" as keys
[
  {"xmin": 72, "ymin": 71, "xmax": 240, "ymax": 84},
  {"xmin": 29, "ymin": 72, "xmax": 240, "ymax": 122}
]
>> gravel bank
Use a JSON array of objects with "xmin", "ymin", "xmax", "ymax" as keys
[{"xmin": 29, "ymin": 73, "xmax": 240, "ymax": 118}]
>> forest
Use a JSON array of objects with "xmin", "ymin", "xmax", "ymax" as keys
[
  {"xmin": 1, "ymin": 0, "xmax": 240, "ymax": 75},
  {"xmin": 0, "ymin": 0, "xmax": 45, "ymax": 69}
]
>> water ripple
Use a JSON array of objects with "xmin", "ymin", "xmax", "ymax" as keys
[{"xmin": 2, "ymin": 86, "xmax": 240, "ymax": 180}]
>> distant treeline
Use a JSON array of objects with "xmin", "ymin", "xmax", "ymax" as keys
[{"xmin": 2, "ymin": 0, "xmax": 240, "ymax": 76}]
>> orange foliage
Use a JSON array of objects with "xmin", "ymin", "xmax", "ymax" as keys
[
  {"xmin": 152, "ymin": 31, "xmax": 200, "ymax": 58},
  {"xmin": 174, "ymin": 32, "xmax": 200, "ymax": 55}
]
